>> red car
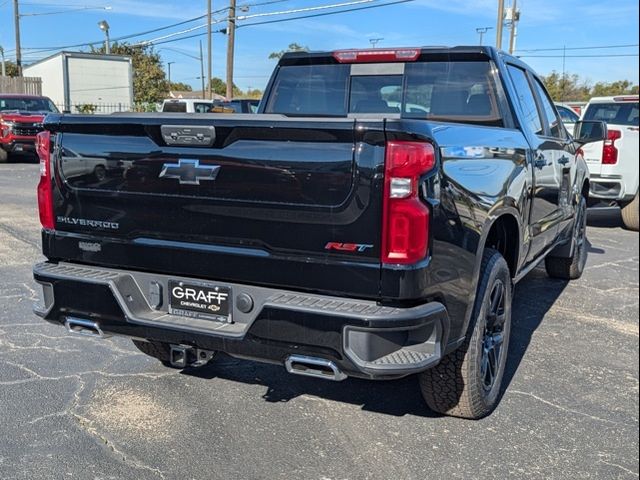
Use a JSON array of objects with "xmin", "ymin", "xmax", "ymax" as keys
[{"xmin": 0, "ymin": 94, "xmax": 59, "ymax": 163}]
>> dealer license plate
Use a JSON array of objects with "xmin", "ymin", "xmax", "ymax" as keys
[{"xmin": 168, "ymin": 280, "xmax": 231, "ymax": 323}]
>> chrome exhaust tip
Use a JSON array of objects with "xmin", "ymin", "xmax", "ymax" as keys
[
  {"xmin": 64, "ymin": 318, "xmax": 110, "ymax": 338},
  {"xmin": 285, "ymin": 355, "xmax": 346, "ymax": 381}
]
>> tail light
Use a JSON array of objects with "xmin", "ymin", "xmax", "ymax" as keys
[
  {"xmin": 382, "ymin": 141, "xmax": 435, "ymax": 264},
  {"xmin": 36, "ymin": 131, "xmax": 55, "ymax": 230},
  {"xmin": 333, "ymin": 48, "xmax": 420, "ymax": 63},
  {"xmin": 602, "ymin": 129, "xmax": 621, "ymax": 165}
]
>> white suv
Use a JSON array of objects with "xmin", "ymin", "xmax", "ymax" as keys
[{"xmin": 580, "ymin": 95, "xmax": 639, "ymax": 230}]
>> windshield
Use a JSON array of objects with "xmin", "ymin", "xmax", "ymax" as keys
[
  {"xmin": 162, "ymin": 102, "xmax": 188, "ymax": 112},
  {"xmin": 264, "ymin": 60, "xmax": 504, "ymax": 126},
  {"xmin": 0, "ymin": 96, "xmax": 59, "ymax": 113},
  {"xmin": 583, "ymin": 102, "xmax": 639, "ymax": 126}
]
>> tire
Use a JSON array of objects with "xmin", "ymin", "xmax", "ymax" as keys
[
  {"xmin": 621, "ymin": 192, "xmax": 639, "ymax": 231},
  {"xmin": 0, "ymin": 148, "xmax": 8, "ymax": 163},
  {"xmin": 545, "ymin": 196, "xmax": 588, "ymax": 280},
  {"xmin": 419, "ymin": 249, "xmax": 512, "ymax": 419}
]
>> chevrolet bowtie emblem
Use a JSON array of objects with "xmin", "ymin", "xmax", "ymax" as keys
[{"xmin": 159, "ymin": 159, "xmax": 220, "ymax": 185}]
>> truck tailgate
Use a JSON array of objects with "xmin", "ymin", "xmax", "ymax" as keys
[{"xmin": 44, "ymin": 114, "xmax": 386, "ymax": 298}]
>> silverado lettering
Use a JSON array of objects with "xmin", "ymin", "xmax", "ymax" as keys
[
  {"xmin": 57, "ymin": 216, "xmax": 119, "ymax": 230},
  {"xmin": 33, "ymin": 46, "xmax": 607, "ymax": 419}
]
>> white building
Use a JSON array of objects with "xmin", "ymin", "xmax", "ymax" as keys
[{"xmin": 23, "ymin": 51, "xmax": 133, "ymax": 113}]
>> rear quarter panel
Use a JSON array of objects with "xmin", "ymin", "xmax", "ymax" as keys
[{"xmin": 384, "ymin": 120, "xmax": 531, "ymax": 345}]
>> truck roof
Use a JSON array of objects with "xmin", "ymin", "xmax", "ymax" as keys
[
  {"xmin": 279, "ymin": 45, "xmax": 500, "ymax": 63},
  {"xmin": 587, "ymin": 95, "xmax": 639, "ymax": 104}
]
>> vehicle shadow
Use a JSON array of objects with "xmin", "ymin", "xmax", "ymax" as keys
[
  {"xmin": 181, "ymin": 265, "xmax": 569, "ymax": 419},
  {"xmin": 587, "ymin": 207, "xmax": 624, "ymax": 229},
  {"xmin": 5, "ymin": 154, "xmax": 39, "ymax": 164}
]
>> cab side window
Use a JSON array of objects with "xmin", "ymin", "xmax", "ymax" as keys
[
  {"xmin": 507, "ymin": 65, "xmax": 543, "ymax": 136},
  {"xmin": 532, "ymin": 78, "xmax": 564, "ymax": 138}
]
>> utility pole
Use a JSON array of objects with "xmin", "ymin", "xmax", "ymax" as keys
[
  {"xmin": 476, "ymin": 27, "xmax": 492, "ymax": 46},
  {"xmin": 167, "ymin": 61, "xmax": 175, "ymax": 84},
  {"xmin": 0, "ymin": 46, "xmax": 6, "ymax": 77},
  {"xmin": 495, "ymin": 0, "xmax": 504, "ymax": 50},
  {"xmin": 369, "ymin": 38, "xmax": 383, "ymax": 48},
  {"xmin": 207, "ymin": 0, "xmax": 212, "ymax": 99},
  {"xmin": 507, "ymin": 0, "xmax": 520, "ymax": 54},
  {"xmin": 199, "ymin": 40, "xmax": 206, "ymax": 99},
  {"xmin": 13, "ymin": 0, "xmax": 22, "ymax": 76},
  {"xmin": 225, "ymin": 0, "xmax": 236, "ymax": 100}
]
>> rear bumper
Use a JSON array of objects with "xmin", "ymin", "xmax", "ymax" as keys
[
  {"xmin": 33, "ymin": 261, "xmax": 450, "ymax": 380},
  {"xmin": 589, "ymin": 175, "xmax": 634, "ymax": 202}
]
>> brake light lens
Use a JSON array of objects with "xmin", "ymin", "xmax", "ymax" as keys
[
  {"xmin": 613, "ymin": 96, "xmax": 639, "ymax": 102},
  {"xmin": 333, "ymin": 48, "xmax": 420, "ymax": 63},
  {"xmin": 36, "ymin": 131, "xmax": 55, "ymax": 230},
  {"xmin": 602, "ymin": 129, "xmax": 621, "ymax": 165},
  {"xmin": 382, "ymin": 141, "xmax": 435, "ymax": 264}
]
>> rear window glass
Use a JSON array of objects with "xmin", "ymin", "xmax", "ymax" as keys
[
  {"xmin": 162, "ymin": 102, "xmax": 187, "ymax": 113},
  {"xmin": 264, "ymin": 60, "xmax": 503, "ymax": 126},
  {"xmin": 194, "ymin": 102, "xmax": 213, "ymax": 113},
  {"xmin": 557, "ymin": 105, "xmax": 579, "ymax": 124},
  {"xmin": 583, "ymin": 102, "xmax": 639, "ymax": 126},
  {"xmin": 265, "ymin": 64, "xmax": 350, "ymax": 116}
]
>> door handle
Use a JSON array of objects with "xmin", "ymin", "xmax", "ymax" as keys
[
  {"xmin": 534, "ymin": 153, "xmax": 547, "ymax": 169},
  {"xmin": 558, "ymin": 155, "xmax": 570, "ymax": 165}
]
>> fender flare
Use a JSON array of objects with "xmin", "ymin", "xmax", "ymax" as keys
[{"xmin": 456, "ymin": 202, "xmax": 523, "ymax": 340}]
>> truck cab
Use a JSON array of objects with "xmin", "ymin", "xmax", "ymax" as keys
[
  {"xmin": 0, "ymin": 94, "xmax": 58, "ymax": 162},
  {"xmin": 579, "ymin": 95, "xmax": 639, "ymax": 230}
]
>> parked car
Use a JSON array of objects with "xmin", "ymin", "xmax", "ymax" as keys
[
  {"xmin": 0, "ymin": 94, "xmax": 58, "ymax": 163},
  {"xmin": 579, "ymin": 95, "xmax": 639, "ymax": 230},
  {"xmin": 32, "ymin": 46, "xmax": 605, "ymax": 419},
  {"xmin": 216, "ymin": 98, "xmax": 260, "ymax": 113},
  {"xmin": 161, "ymin": 98, "xmax": 217, "ymax": 113},
  {"xmin": 555, "ymin": 102, "xmax": 580, "ymax": 132}
]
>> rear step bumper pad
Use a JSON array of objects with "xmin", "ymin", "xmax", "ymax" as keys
[{"xmin": 33, "ymin": 261, "xmax": 449, "ymax": 378}]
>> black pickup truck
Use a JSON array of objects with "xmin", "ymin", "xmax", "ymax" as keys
[{"xmin": 33, "ymin": 46, "xmax": 606, "ymax": 419}]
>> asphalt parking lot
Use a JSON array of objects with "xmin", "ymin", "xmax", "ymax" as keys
[{"xmin": 0, "ymin": 162, "xmax": 638, "ymax": 480}]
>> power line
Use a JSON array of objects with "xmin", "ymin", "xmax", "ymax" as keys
[
  {"xmin": 134, "ymin": 0, "xmax": 379, "ymax": 46},
  {"xmin": 519, "ymin": 53, "xmax": 639, "ymax": 58},
  {"xmin": 238, "ymin": 0, "xmax": 415, "ymax": 28},
  {"xmin": 5, "ymin": 0, "xmax": 292, "ymax": 56},
  {"xmin": 133, "ymin": 0, "xmax": 416, "ymax": 48},
  {"xmin": 516, "ymin": 43, "xmax": 639, "ymax": 53}
]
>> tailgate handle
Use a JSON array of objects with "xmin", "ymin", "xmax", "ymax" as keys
[{"xmin": 161, "ymin": 125, "xmax": 216, "ymax": 147}]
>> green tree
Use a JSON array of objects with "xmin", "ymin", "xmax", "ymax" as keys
[
  {"xmin": 541, "ymin": 71, "xmax": 591, "ymax": 102},
  {"xmin": 90, "ymin": 42, "xmax": 169, "ymax": 103},
  {"xmin": 541, "ymin": 71, "xmax": 638, "ymax": 102},
  {"xmin": 1, "ymin": 59, "xmax": 20, "ymax": 77},
  {"xmin": 244, "ymin": 88, "xmax": 263, "ymax": 99},
  {"xmin": 207, "ymin": 77, "xmax": 241, "ymax": 97},
  {"xmin": 268, "ymin": 43, "xmax": 309, "ymax": 60},
  {"xmin": 168, "ymin": 82, "xmax": 193, "ymax": 92},
  {"xmin": 591, "ymin": 80, "xmax": 636, "ymax": 97}
]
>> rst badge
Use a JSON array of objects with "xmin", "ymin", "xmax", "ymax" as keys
[{"xmin": 325, "ymin": 242, "xmax": 373, "ymax": 253}]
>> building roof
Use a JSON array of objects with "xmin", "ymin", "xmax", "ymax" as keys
[{"xmin": 23, "ymin": 51, "xmax": 132, "ymax": 70}]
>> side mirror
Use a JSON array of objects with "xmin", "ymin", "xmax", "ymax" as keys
[{"xmin": 573, "ymin": 120, "xmax": 607, "ymax": 145}]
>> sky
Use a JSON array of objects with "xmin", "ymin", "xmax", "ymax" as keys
[{"xmin": 1, "ymin": 0, "xmax": 638, "ymax": 92}]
